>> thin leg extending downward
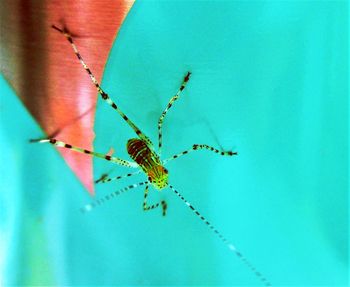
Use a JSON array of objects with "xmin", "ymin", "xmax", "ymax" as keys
[
  {"xmin": 163, "ymin": 144, "xmax": 237, "ymax": 164},
  {"xmin": 169, "ymin": 184, "xmax": 271, "ymax": 286},
  {"xmin": 158, "ymin": 72, "xmax": 191, "ymax": 156},
  {"xmin": 143, "ymin": 184, "xmax": 167, "ymax": 216},
  {"xmin": 38, "ymin": 138, "xmax": 138, "ymax": 168},
  {"xmin": 52, "ymin": 25, "xmax": 152, "ymax": 146}
]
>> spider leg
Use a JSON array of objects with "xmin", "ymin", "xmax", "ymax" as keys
[
  {"xmin": 96, "ymin": 170, "xmax": 142, "ymax": 184},
  {"xmin": 158, "ymin": 72, "xmax": 191, "ymax": 156},
  {"xmin": 94, "ymin": 173, "xmax": 109, "ymax": 184},
  {"xmin": 52, "ymin": 25, "xmax": 152, "ymax": 146},
  {"xmin": 169, "ymin": 184, "xmax": 271, "ymax": 286},
  {"xmin": 37, "ymin": 138, "xmax": 138, "ymax": 168},
  {"xmin": 143, "ymin": 184, "xmax": 167, "ymax": 216},
  {"xmin": 81, "ymin": 181, "xmax": 148, "ymax": 213},
  {"xmin": 163, "ymin": 144, "xmax": 237, "ymax": 164}
]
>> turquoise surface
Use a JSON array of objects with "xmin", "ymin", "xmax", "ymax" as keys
[{"xmin": 0, "ymin": 1, "xmax": 348, "ymax": 286}]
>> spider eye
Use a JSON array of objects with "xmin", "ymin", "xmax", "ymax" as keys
[
  {"xmin": 148, "ymin": 176, "xmax": 152, "ymax": 182},
  {"xmin": 164, "ymin": 168, "xmax": 168, "ymax": 174}
]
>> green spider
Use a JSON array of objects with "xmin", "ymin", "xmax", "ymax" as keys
[{"xmin": 36, "ymin": 25, "xmax": 270, "ymax": 286}]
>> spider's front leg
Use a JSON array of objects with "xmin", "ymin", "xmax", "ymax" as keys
[
  {"xmin": 52, "ymin": 24, "xmax": 152, "ymax": 146},
  {"xmin": 35, "ymin": 138, "xmax": 138, "ymax": 168},
  {"xmin": 158, "ymin": 72, "xmax": 191, "ymax": 156}
]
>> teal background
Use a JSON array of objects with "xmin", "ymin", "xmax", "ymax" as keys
[{"xmin": 0, "ymin": 1, "xmax": 348, "ymax": 286}]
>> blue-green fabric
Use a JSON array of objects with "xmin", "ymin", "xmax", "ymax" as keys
[{"xmin": 0, "ymin": 1, "xmax": 347, "ymax": 286}]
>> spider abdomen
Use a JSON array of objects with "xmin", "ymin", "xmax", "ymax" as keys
[
  {"xmin": 126, "ymin": 138, "xmax": 168, "ymax": 189},
  {"xmin": 126, "ymin": 138, "xmax": 159, "ymax": 170}
]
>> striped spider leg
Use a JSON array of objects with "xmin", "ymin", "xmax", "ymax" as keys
[
  {"xmin": 163, "ymin": 144, "xmax": 237, "ymax": 164},
  {"xmin": 36, "ymin": 138, "xmax": 138, "ymax": 168},
  {"xmin": 47, "ymin": 25, "xmax": 270, "ymax": 286},
  {"xmin": 95, "ymin": 170, "xmax": 142, "ymax": 184},
  {"xmin": 158, "ymin": 71, "xmax": 191, "ymax": 157},
  {"xmin": 51, "ymin": 25, "xmax": 153, "ymax": 147}
]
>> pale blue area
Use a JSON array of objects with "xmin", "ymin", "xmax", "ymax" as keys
[{"xmin": 0, "ymin": 1, "xmax": 348, "ymax": 286}]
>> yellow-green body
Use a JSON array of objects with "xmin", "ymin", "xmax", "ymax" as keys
[{"xmin": 126, "ymin": 138, "xmax": 168, "ymax": 190}]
